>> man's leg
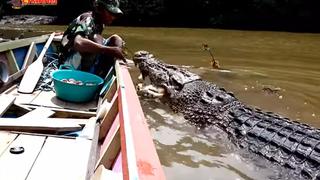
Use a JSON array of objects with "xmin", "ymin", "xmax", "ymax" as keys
[
  {"xmin": 93, "ymin": 33, "xmax": 123, "ymax": 46},
  {"xmin": 95, "ymin": 34, "xmax": 124, "ymax": 77},
  {"xmin": 104, "ymin": 34, "xmax": 124, "ymax": 47}
]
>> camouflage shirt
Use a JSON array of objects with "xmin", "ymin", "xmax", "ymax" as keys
[
  {"xmin": 61, "ymin": 12, "xmax": 103, "ymax": 50},
  {"xmin": 61, "ymin": 12, "xmax": 104, "ymax": 71}
]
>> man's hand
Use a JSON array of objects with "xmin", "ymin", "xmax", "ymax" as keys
[{"xmin": 110, "ymin": 47, "xmax": 127, "ymax": 64}]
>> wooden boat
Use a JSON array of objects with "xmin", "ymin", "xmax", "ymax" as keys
[{"xmin": 0, "ymin": 33, "xmax": 165, "ymax": 179}]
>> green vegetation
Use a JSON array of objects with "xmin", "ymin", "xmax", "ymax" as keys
[
  {"xmin": 120, "ymin": 0, "xmax": 320, "ymax": 32},
  {"xmin": 1, "ymin": 0, "xmax": 320, "ymax": 32}
]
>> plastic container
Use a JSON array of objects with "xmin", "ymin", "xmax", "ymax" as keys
[{"xmin": 51, "ymin": 65, "xmax": 104, "ymax": 102}]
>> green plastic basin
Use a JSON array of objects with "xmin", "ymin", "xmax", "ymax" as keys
[{"xmin": 51, "ymin": 69, "xmax": 104, "ymax": 102}]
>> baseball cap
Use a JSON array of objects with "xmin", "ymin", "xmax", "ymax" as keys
[{"xmin": 96, "ymin": 0, "xmax": 123, "ymax": 15}]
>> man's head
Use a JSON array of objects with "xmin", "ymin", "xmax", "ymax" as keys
[{"xmin": 95, "ymin": 0, "xmax": 123, "ymax": 25}]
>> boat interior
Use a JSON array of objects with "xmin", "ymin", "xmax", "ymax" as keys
[{"xmin": 0, "ymin": 33, "xmax": 165, "ymax": 179}]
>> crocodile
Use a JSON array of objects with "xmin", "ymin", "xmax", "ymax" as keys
[{"xmin": 133, "ymin": 50, "xmax": 320, "ymax": 179}]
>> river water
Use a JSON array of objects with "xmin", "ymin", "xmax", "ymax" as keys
[{"xmin": 2, "ymin": 25, "xmax": 320, "ymax": 179}]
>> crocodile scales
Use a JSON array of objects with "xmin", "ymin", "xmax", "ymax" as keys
[{"xmin": 133, "ymin": 50, "xmax": 320, "ymax": 179}]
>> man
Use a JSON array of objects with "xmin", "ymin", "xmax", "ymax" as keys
[{"xmin": 60, "ymin": 0, "xmax": 126, "ymax": 77}]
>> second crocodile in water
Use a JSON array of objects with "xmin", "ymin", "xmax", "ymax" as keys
[{"xmin": 133, "ymin": 50, "xmax": 320, "ymax": 179}]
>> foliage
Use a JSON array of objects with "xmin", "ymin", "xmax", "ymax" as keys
[
  {"xmin": 119, "ymin": 0, "xmax": 320, "ymax": 31},
  {"xmin": 0, "ymin": 0, "xmax": 319, "ymax": 32}
]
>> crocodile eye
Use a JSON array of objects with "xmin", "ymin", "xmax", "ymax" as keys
[
  {"xmin": 227, "ymin": 92, "xmax": 235, "ymax": 98},
  {"xmin": 206, "ymin": 91, "xmax": 214, "ymax": 97},
  {"xmin": 215, "ymin": 96, "xmax": 224, "ymax": 102},
  {"xmin": 219, "ymin": 87, "xmax": 226, "ymax": 92}
]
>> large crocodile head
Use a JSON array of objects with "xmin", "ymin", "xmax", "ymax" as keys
[{"xmin": 133, "ymin": 50, "xmax": 201, "ymax": 96}]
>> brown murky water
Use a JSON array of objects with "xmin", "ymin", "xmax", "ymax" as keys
[
  {"xmin": 2, "ymin": 25, "xmax": 319, "ymax": 179},
  {"xmin": 118, "ymin": 27, "xmax": 320, "ymax": 180}
]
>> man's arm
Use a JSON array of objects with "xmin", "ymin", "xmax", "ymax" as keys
[{"xmin": 73, "ymin": 34, "xmax": 125, "ymax": 60}]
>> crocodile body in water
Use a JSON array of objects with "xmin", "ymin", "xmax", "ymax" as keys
[{"xmin": 133, "ymin": 51, "xmax": 320, "ymax": 179}]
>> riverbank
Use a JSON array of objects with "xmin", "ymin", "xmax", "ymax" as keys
[
  {"xmin": 0, "ymin": 15, "xmax": 56, "ymax": 25},
  {"xmin": 0, "ymin": 17, "xmax": 59, "ymax": 41},
  {"xmin": 0, "ymin": 27, "xmax": 48, "ymax": 41}
]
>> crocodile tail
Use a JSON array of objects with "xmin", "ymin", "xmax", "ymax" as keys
[{"xmin": 227, "ymin": 107, "xmax": 320, "ymax": 179}]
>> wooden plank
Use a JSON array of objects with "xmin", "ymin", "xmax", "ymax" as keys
[
  {"xmin": 2, "ymin": 117, "xmax": 88, "ymax": 126},
  {"xmin": 104, "ymin": 66, "xmax": 115, "ymax": 82},
  {"xmin": 0, "ymin": 34, "xmax": 49, "ymax": 52},
  {"xmin": 0, "ymin": 53, "xmax": 9, "ymax": 90},
  {"xmin": 18, "ymin": 33, "xmax": 55, "ymax": 94},
  {"xmin": 6, "ymin": 68, "xmax": 26, "ymax": 84},
  {"xmin": 5, "ymin": 50, "xmax": 19, "ymax": 74},
  {"xmin": 2, "ymin": 84, "xmax": 17, "ymax": 94},
  {"xmin": 19, "ymin": 107, "xmax": 55, "ymax": 119},
  {"xmin": 12, "ymin": 90, "xmax": 41, "ymax": 104},
  {"xmin": 117, "ymin": 81, "xmax": 139, "ymax": 180},
  {"xmin": 29, "ymin": 90, "xmax": 97, "ymax": 112},
  {"xmin": 118, "ymin": 64, "xmax": 166, "ymax": 179},
  {"xmin": 52, "ymin": 108, "xmax": 95, "ymax": 118},
  {"xmin": 11, "ymin": 118, "xmax": 89, "ymax": 125},
  {"xmin": 0, "ymin": 118, "xmax": 82, "ymax": 132},
  {"xmin": 79, "ymin": 117, "xmax": 98, "ymax": 140},
  {"xmin": 26, "ymin": 137, "xmax": 92, "ymax": 180},
  {"xmin": 53, "ymin": 34, "xmax": 63, "ymax": 42},
  {"xmin": 22, "ymin": 41, "xmax": 38, "ymax": 69},
  {"xmin": 3, "ymin": 103, "xmax": 29, "ymax": 117},
  {"xmin": 13, "ymin": 103, "xmax": 32, "ymax": 111},
  {"xmin": 9, "ymin": 131, "xmax": 76, "ymax": 140},
  {"xmin": 96, "ymin": 115, "xmax": 120, "ymax": 169},
  {"xmin": 99, "ymin": 95, "xmax": 118, "ymax": 141},
  {"xmin": 5, "ymin": 85, "xmax": 41, "ymax": 105},
  {"xmin": 0, "ymin": 69, "xmax": 27, "ymax": 93},
  {"xmin": 100, "ymin": 75, "xmax": 115, "ymax": 97},
  {"xmin": 19, "ymin": 103, "xmax": 96, "ymax": 118},
  {"xmin": 0, "ymin": 135, "xmax": 46, "ymax": 180},
  {"xmin": 0, "ymin": 132, "xmax": 17, "ymax": 157},
  {"xmin": 0, "ymin": 42, "xmax": 39, "ymax": 91},
  {"xmin": 100, "ymin": 66, "xmax": 115, "ymax": 96},
  {"xmin": 81, "ymin": 118, "xmax": 100, "ymax": 179},
  {"xmin": 0, "ymin": 95, "xmax": 15, "ymax": 117},
  {"xmin": 96, "ymin": 99, "xmax": 112, "ymax": 120},
  {"xmin": 102, "ymin": 76, "xmax": 117, "ymax": 102},
  {"xmin": 92, "ymin": 165, "xmax": 122, "ymax": 180},
  {"xmin": 99, "ymin": 114, "xmax": 120, "ymax": 156}
]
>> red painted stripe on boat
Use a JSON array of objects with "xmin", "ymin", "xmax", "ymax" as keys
[
  {"xmin": 118, "ymin": 87, "xmax": 138, "ymax": 180},
  {"xmin": 118, "ymin": 65, "xmax": 166, "ymax": 180}
]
